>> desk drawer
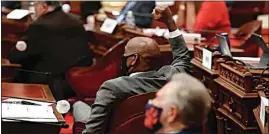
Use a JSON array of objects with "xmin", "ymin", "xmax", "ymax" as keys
[
  {"xmin": 192, "ymin": 59, "xmax": 219, "ymax": 109},
  {"xmin": 215, "ymin": 77, "xmax": 259, "ymax": 128},
  {"xmin": 216, "ymin": 108, "xmax": 258, "ymax": 134}
]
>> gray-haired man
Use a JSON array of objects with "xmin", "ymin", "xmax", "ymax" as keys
[{"xmin": 144, "ymin": 73, "xmax": 211, "ymax": 134}]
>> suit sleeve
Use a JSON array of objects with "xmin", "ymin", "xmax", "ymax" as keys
[
  {"xmin": 169, "ymin": 30, "xmax": 192, "ymax": 73},
  {"xmin": 8, "ymin": 24, "xmax": 43, "ymax": 63}
]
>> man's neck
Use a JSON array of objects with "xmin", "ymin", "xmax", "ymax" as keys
[{"xmin": 161, "ymin": 122, "xmax": 188, "ymax": 133}]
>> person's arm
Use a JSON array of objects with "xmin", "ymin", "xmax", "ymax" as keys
[
  {"xmin": 8, "ymin": 24, "xmax": 42, "ymax": 63},
  {"xmin": 153, "ymin": 5, "xmax": 191, "ymax": 71}
]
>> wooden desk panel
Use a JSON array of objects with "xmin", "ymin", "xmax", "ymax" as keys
[
  {"xmin": 1, "ymin": 83, "xmax": 55, "ymax": 103},
  {"xmin": 1, "ymin": 61, "xmax": 21, "ymax": 82},
  {"xmin": 253, "ymin": 107, "xmax": 269, "ymax": 134}
]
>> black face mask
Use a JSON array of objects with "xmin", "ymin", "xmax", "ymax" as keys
[{"xmin": 121, "ymin": 54, "xmax": 137, "ymax": 76}]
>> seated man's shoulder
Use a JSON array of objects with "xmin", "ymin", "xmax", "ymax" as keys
[{"xmin": 101, "ymin": 76, "xmax": 133, "ymax": 87}]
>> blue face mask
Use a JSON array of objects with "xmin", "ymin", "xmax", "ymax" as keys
[{"xmin": 144, "ymin": 100, "xmax": 163, "ymax": 133}]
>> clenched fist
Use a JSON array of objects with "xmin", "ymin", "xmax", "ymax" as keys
[
  {"xmin": 152, "ymin": 5, "xmax": 177, "ymax": 31},
  {"xmin": 152, "ymin": 5, "xmax": 173, "ymax": 25}
]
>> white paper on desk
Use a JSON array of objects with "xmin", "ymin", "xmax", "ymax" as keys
[
  {"xmin": 163, "ymin": 30, "xmax": 201, "ymax": 43},
  {"xmin": 3, "ymin": 98, "xmax": 54, "ymax": 106},
  {"xmin": 233, "ymin": 57, "xmax": 260, "ymax": 62},
  {"xmin": 202, "ymin": 48, "xmax": 213, "ymax": 70},
  {"xmin": 3, "ymin": 118, "xmax": 58, "ymax": 123},
  {"xmin": 2, "ymin": 104, "xmax": 56, "ymax": 122},
  {"xmin": 100, "ymin": 18, "xmax": 118, "ymax": 34},
  {"xmin": 155, "ymin": 1, "xmax": 175, "ymax": 6},
  {"xmin": 260, "ymin": 96, "xmax": 269, "ymax": 127},
  {"xmin": 143, "ymin": 28, "xmax": 186, "ymax": 38},
  {"xmin": 7, "ymin": 9, "xmax": 29, "ymax": 20}
]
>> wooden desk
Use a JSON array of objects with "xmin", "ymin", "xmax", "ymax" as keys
[
  {"xmin": 253, "ymin": 107, "xmax": 268, "ymax": 134},
  {"xmin": 253, "ymin": 90, "xmax": 269, "ymax": 134},
  {"xmin": 86, "ymin": 20, "xmax": 124, "ymax": 46},
  {"xmin": 191, "ymin": 44, "xmax": 269, "ymax": 134},
  {"xmin": 158, "ymin": 43, "xmax": 244, "ymax": 54},
  {"xmin": 1, "ymin": 83, "xmax": 66, "ymax": 134},
  {"xmin": 1, "ymin": 60, "xmax": 21, "ymax": 82}
]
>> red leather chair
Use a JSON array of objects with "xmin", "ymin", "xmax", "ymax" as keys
[
  {"xmin": 66, "ymin": 38, "xmax": 128, "ymax": 104},
  {"xmin": 72, "ymin": 92, "xmax": 156, "ymax": 134}
]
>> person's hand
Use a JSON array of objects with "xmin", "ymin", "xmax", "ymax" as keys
[
  {"xmin": 152, "ymin": 5, "xmax": 177, "ymax": 31},
  {"xmin": 152, "ymin": 5, "xmax": 173, "ymax": 25},
  {"xmin": 2, "ymin": 58, "xmax": 10, "ymax": 64}
]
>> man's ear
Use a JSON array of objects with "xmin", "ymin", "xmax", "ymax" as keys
[
  {"xmin": 167, "ymin": 104, "xmax": 179, "ymax": 123},
  {"xmin": 130, "ymin": 54, "xmax": 139, "ymax": 66}
]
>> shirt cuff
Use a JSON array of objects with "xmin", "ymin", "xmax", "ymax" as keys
[{"xmin": 169, "ymin": 29, "xmax": 181, "ymax": 38}]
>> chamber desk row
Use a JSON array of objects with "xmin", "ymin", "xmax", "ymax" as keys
[{"xmin": 191, "ymin": 44, "xmax": 269, "ymax": 134}]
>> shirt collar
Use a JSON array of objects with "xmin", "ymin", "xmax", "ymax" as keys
[
  {"xmin": 168, "ymin": 130, "xmax": 181, "ymax": 134},
  {"xmin": 129, "ymin": 72, "xmax": 143, "ymax": 77}
]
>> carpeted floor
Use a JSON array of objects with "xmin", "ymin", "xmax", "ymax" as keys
[{"xmin": 60, "ymin": 112, "xmax": 74, "ymax": 134}]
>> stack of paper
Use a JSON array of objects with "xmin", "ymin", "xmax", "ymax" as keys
[
  {"xmin": 142, "ymin": 28, "xmax": 201, "ymax": 44},
  {"xmin": 6, "ymin": 9, "xmax": 29, "ymax": 20},
  {"xmin": 1, "ymin": 98, "xmax": 57, "ymax": 122}
]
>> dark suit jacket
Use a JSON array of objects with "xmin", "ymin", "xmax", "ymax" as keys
[
  {"xmin": 127, "ymin": 1, "xmax": 155, "ymax": 28},
  {"xmin": 8, "ymin": 7, "xmax": 92, "ymax": 100},
  {"xmin": 79, "ymin": 34, "xmax": 192, "ymax": 134},
  {"xmin": 80, "ymin": 1, "xmax": 102, "ymax": 21},
  {"xmin": 1, "ymin": 1, "xmax": 21, "ymax": 9}
]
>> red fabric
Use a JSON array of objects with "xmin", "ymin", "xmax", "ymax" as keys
[
  {"xmin": 66, "ymin": 39, "xmax": 128, "ymax": 98},
  {"xmin": 60, "ymin": 112, "xmax": 73, "ymax": 134},
  {"xmin": 72, "ymin": 92, "xmax": 156, "ymax": 134},
  {"xmin": 194, "ymin": 1, "xmax": 231, "ymax": 40},
  {"xmin": 111, "ymin": 114, "xmax": 152, "ymax": 134}
]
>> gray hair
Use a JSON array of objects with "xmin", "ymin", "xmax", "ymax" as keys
[{"xmin": 166, "ymin": 73, "xmax": 211, "ymax": 127}]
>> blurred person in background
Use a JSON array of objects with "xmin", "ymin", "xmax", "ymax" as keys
[
  {"xmin": 116, "ymin": 1, "xmax": 155, "ymax": 28},
  {"xmin": 8, "ymin": 1, "xmax": 93, "ymax": 101},
  {"xmin": 176, "ymin": 1, "xmax": 231, "ymax": 40}
]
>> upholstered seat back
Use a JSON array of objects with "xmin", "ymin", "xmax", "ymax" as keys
[
  {"xmin": 72, "ymin": 92, "xmax": 156, "ymax": 134},
  {"xmin": 66, "ymin": 38, "xmax": 128, "ymax": 98}
]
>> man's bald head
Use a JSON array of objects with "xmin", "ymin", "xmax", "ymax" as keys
[
  {"xmin": 125, "ymin": 37, "xmax": 161, "ymax": 58},
  {"xmin": 123, "ymin": 37, "xmax": 161, "ymax": 73}
]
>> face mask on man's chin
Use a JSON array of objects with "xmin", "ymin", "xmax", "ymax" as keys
[
  {"xmin": 121, "ymin": 54, "xmax": 137, "ymax": 76},
  {"xmin": 121, "ymin": 56, "xmax": 129, "ymax": 76}
]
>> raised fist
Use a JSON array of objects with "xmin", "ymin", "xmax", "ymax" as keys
[{"xmin": 152, "ymin": 5, "xmax": 173, "ymax": 24}]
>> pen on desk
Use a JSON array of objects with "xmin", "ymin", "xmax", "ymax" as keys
[
  {"xmin": 2, "ymin": 100, "xmax": 41, "ymax": 106},
  {"xmin": 21, "ymin": 100, "xmax": 41, "ymax": 106}
]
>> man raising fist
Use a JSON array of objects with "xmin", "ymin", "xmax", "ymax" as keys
[{"xmin": 73, "ymin": 5, "xmax": 191, "ymax": 134}]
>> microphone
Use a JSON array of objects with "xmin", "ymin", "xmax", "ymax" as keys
[
  {"xmin": 16, "ymin": 41, "xmax": 27, "ymax": 51},
  {"xmin": 56, "ymin": 100, "xmax": 70, "ymax": 114}
]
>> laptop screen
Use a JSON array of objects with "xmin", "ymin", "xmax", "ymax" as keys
[{"xmin": 217, "ymin": 34, "xmax": 232, "ymax": 57}]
